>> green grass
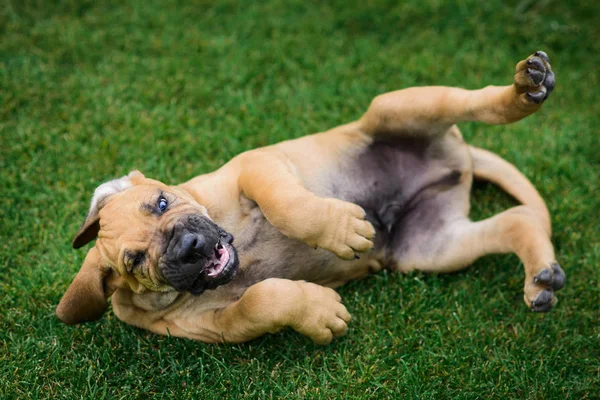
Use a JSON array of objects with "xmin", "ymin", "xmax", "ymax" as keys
[{"xmin": 1, "ymin": 0, "xmax": 599, "ymax": 398}]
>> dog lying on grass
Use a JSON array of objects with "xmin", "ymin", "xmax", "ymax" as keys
[{"xmin": 57, "ymin": 51, "xmax": 564, "ymax": 344}]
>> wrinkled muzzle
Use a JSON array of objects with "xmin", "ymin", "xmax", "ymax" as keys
[{"xmin": 160, "ymin": 215, "xmax": 238, "ymax": 295}]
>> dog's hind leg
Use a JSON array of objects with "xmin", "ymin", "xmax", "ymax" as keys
[
  {"xmin": 390, "ymin": 146, "xmax": 564, "ymax": 312},
  {"xmin": 469, "ymin": 145, "xmax": 551, "ymax": 234},
  {"xmin": 358, "ymin": 51, "xmax": 555, "ymax": 136},
  {"xmin": 392, "ymin": 203, "xmax": 564, "ymax": 312}
]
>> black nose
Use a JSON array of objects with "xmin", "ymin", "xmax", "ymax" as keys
[{"xmin": 176, "ymin": 232, "xmax": 213, "ymax": 262}]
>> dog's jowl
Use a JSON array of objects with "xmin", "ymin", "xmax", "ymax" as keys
[{"xmin": 57, "ymin": 51, "xmax": 564, "ymax": 344}]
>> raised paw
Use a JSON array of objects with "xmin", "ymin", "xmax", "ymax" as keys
[
  {"xmin": 318, "ymin": 198, "xmax": 376, "ymax": 260},
  {"xmin": 293, "ymin": 283, "xmax": 351, "ymax": 344},
  {"xmin": 524, "ymin": 262, "xmax": 566, "ymax": 312},
  {"xmin": 514, "ymin": 50, "xmax": 555, "ymax": 106}
]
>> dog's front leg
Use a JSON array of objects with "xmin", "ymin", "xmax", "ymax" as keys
[
  {"xmin": 236, "ymin": 150, "xmax": 375, "ymax": 260},
  {"xmin": 141, "ymin": 279, "xmax": 351, "ymax": 344},
  {"xmin": 207, "ymin": 279, "xmax": 350, "ymax": 344}
]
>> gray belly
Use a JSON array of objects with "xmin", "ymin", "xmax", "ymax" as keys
[{"xmin": 327, "ymin": 136, "xmax": 469, "ymax": 248}]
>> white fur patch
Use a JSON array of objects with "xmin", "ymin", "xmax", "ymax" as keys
[{"xmin": 88, "ymin": 175, "xmax": 133, "ymax": 216}]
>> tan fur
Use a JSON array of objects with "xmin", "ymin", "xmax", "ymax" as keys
[{"xmin": 57, "ymin": 52, "xmax": 563, "ymax": 344}]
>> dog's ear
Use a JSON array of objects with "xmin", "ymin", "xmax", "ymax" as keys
[
  {"xmin": 56, "ymin": 247, "xmax": 118, "ymax": 325},
  {"xmin": 72, "ymin": 171, "xmax": 145, "ymax": 249}
]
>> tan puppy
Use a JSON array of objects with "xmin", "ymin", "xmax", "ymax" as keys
[{"xmin": 57, "ymin": 51, "xmax": 565, "ymax": 344}]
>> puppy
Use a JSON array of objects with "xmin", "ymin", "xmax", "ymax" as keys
[{"xmin": 57, "ymin": 51, "xmax": 564, "ymax": 344}]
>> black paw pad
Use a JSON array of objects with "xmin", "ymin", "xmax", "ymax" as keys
[
  {"xmin": 534, "ymin": 268, "xmax": 553, "ymax": 285},
  {"xmin": 527, "ymin": 68, "xmax": 544, "ymax": 85},
  {"xmin": 527, "ymin": 57, "xmax": 545, "ymax": 71},
  {"xmin": 543, "ymin": 70, "xmax": 555, "ymax": 100},
  {"xmin": 533, "ymin": 263, "xmax": 566, "ymax": 291},
  {"xmin": 526, "ymin": 91, "xmax": 546, "ymax": 104},
  {"xmin": 531, "ymin": 289, "xmax": 555, "ymax": 313},
  {"xmin": 534, "ymin": 50, "xmax": 550, "ymax": 63},
  {"xmin": 551, "ymin": 262, "xmax": 565, "ymax": 290}
]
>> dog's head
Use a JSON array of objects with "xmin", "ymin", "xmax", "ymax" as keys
[{"xmin": 56, "ymin": 171, "xmax": 239, "ymax": 325}]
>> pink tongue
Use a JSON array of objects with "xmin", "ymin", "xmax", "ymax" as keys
[{"xmin": 207, "ymin": 246, "xmax": 229, "ymax": 277}]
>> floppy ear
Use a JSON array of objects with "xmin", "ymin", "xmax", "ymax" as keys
[
  {"xmin": 56, "ymin": 247, "xmax": 112, "ymax": 325},
  {"xmin": 72, "ymin": 171, "xmax": 145, "ymax": 249}
]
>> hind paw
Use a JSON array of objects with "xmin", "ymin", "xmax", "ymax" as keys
[
  {"xmin": 514, "ymin": 50, "xmax": 555, "ymax": 106},
  {"xmin": 524, "ymin": 262, "xmax": 565, "ymax": 312}
]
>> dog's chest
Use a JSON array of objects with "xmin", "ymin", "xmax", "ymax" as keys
[{"xmin": 228, "ymin": 201, "xmax": 343, "ymax": 286}]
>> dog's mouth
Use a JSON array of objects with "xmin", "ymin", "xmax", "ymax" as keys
[
  {"xmin": 185, "ymin": 237, "xmax": 238, "ymax": 295},
  {"xmin": 204, "ymin": 240, "xmax": 234, "ymax": 280},
  {"xmin": 160, "ymin": 216, "xmax": 239, "ymax": 295}
]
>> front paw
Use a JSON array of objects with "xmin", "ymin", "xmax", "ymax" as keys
[
  {"xmin": 316, "ymin": 199, "xmax": 376, "ymax": 260},
  {"xmin": 292, "ymin": 283, "xmax": 351, "ymax": 344}
]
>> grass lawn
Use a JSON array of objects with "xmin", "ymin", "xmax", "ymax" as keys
[{"xmin": 1, "ymin": 0, "xmax": 598, "ymax": 398}]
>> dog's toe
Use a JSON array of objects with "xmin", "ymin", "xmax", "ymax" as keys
[
  {"xmin": 534, "ymin": 50, "xmax": 550, "ymax": 63},
  {"xmin": 526, "ymin": 56, "xmax": 545, "ymax": 72},
  {"xmin": 526, "ymin": 90, "xmax": 546, "ymax": 104},
  {"xmin": 530, "ymin": 289, "xmax": 556, "ymax": 313},
  {"xmin": 534, "ymin": 268, "xmax": 553, "ymax": 285},
  {"xmin": 533, "ymin": 263, "xmax": 566, "ymax": 291}
]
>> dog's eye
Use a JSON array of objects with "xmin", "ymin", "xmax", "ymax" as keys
[{"xmin": 158, "ymin": 196, "xmax": 168, "ymax": 213}]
